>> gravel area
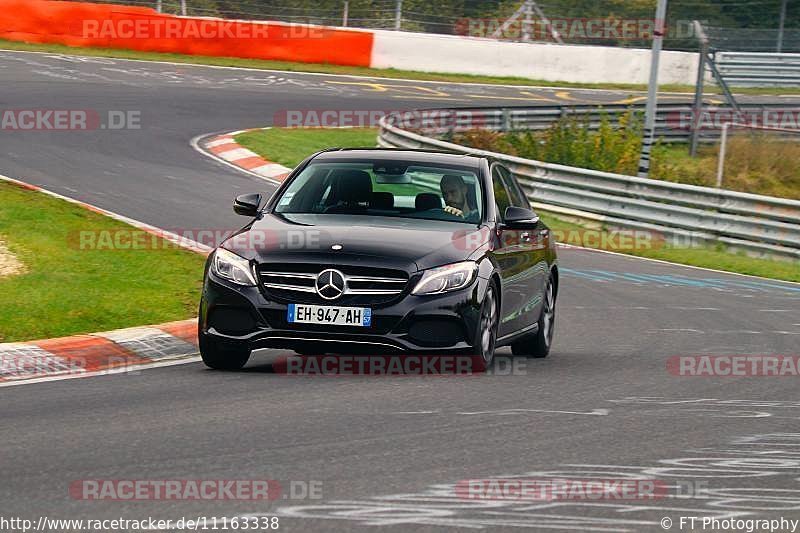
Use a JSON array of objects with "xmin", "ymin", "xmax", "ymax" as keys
[{"xmin": 0, "ymin": 240, "xmax": 24, "ymax": 278}]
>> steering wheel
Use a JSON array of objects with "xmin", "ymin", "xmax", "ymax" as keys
[{"xmin": 416, "ymin": 208, "xmax": 466, "ymax": 221}]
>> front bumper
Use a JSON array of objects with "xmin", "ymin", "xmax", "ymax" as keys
[{"xmin": 200, "ymin": 271, "xmax": 487, "ymax": 354}]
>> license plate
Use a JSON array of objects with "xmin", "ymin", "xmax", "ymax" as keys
[{"xmin": 287, "ymin": 304, "xmax": 372, "ymax": 327}]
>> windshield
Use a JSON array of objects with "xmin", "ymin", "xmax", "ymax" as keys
[{"xmin": 274, "ymin": 160, "xmax": 483, "ymax": 224}]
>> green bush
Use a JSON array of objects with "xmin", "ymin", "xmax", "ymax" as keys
[
  {"xmin": 452, "ymin": 111, "xmax": 800, "ymax": 200},
  {"xmin": 454, "ymin": 109, "xmax": 644, "ymax": 175}
]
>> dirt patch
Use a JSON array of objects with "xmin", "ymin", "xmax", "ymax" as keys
[{"xmin": 0, "ymin": 240, "xmax": 25, "ymax": 278}]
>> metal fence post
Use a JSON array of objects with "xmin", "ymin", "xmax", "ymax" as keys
[
  {"xmin": 716, "ymin": 122, "xmax": 730, "ymax": 188},
  {"xmin": 502, "ymin": 108, "xmax": 512, "ymax": 132},
  {"xmin": 446, "ymin": 110, "xmax": 455, "ymax": 140},
  {"xmin": 705, "ymin": 53, "xmax": 743, "ymax": 119},
  {"xmin": 778, "ymin": 0, "xmax": 788, "ymax": 53},
  {"xmin": 522, "ymin": 1, "xmax": 532, "ymax": 42},
  {"xmin": 531, "ymin": 1, "xmax": 564, "ymax": 44},
  {"xmin": 637, "ymin": 0, "xmax": 668, "ymax": 178},
  {"xmin": 395, "ymin": 0, "xmax": 402, "ymax": 30},
  {"xmin": 690, "ymin": 21, "xmax": 708, "ymax": 157}
]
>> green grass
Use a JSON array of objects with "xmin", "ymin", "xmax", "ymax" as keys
[
  {"xmin": 539, "ymin": 210, "xmax": 800, "ymax": 282},
  {"xmin": 235, "ymin": 127, "xmax": 379, "ymax": 168},
  {"xmin": 652, "ymin": 140, "xmax": 800, "ymax": 200},
  {"xmin": 0, "ymin": 182, "xmax": 205, "ymax": 342},
  {"xmin": 538, "ymin": 212, "xmax": 592, "ymax": 234},
  {"xmin": 457, "ymin": 113, "xmax": 800, "ymax": 200},
  {"xmin": 0, "ymin": 39, "xmax": 795, "ymax": 95},
  {"xmin": 238, "ymin": 126, "xmax": 799, "ymax": 282},
  {"xmin": 624, "ymin": 243, "xmax": 800, "ymax": 282}
]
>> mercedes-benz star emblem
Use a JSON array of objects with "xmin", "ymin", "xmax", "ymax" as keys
[{"xmin": 315, "ymin": 269, "xmax": 346, "ymax": 300}]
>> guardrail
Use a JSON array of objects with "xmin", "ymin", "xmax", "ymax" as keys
[
  {"xmin": 379, "ymin": 108, "xmax": 800, "ymax": 261},
  {"xmin": 394, "ymin": 103, "xmax": 800, "ymax": 144},
  {"xmin": 716, "ymin": 52, "xmax": 800, "ymax": 87}
]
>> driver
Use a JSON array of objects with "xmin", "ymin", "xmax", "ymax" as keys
[{"xmin": 440, "ymin": 174, "xmax": 478, "ymax": 220}]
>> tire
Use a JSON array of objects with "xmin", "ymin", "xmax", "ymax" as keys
[
  {"xmin": 472, "ymin": 281, "xmax": 499, "ymax": 371},
  {"xmin": 199, "ymin": 330, "xmax": 251, "ymax": 370},
  {"xmin": 511, "ymin": 273, "xmax": 556, "ymax": 358}
]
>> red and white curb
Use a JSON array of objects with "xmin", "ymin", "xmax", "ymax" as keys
[
  {"xmin": 0, "ymin": 174, "xmax": 214, "ymax": 386},
  {"xmin": 0, "ymin": 319, "xmax": 200, "ymax": 386},
  {"xmin": 195, "ymin": 129, "xmax": 291, "ymax": 184}
]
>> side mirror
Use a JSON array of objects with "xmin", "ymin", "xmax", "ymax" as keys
[
  {"xmin": 233, "ymin": 193, "xmax": 262, "ymax": 217},
  {"xmin": 503, "ymin": 206, "xmax": 540, "ymax": 227}
]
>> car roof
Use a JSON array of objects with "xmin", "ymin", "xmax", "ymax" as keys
[{"xmin": 311, "ymin": 148, "xmax": 484, "ymax": 169}]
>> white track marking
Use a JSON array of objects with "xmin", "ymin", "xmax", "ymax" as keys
[
  {"xmin": 457, "ymin": 408, "xmax": 609, "ymax": 416},
  {"xmin": 0, "ymin": 356, "xmax": 201, "ymax": 388},
  {"xmin": 556, "ymin": 243, "xmax": 800, "ymax": 287},
  {"xmin": 651, "ymin": 328, "xmax": 705, "ymax": 333}
]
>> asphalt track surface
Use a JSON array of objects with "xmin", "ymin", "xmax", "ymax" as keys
[{"xmin": 1, "ymin": 50, "xmax": 800, "ymax": 532}]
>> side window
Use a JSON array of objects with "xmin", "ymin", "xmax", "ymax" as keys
[
  {"xmin": 496, "ymin": 165, "xmax": 530, "ymax": 209},
  {"xmin": 491, "ymin": 165, "xmax": 512, "ymax": 222}
]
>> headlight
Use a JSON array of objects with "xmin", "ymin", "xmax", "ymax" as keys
[
  {"xmin": 211, "ymin": 248, "xmax": 257, "ymax": 286},
  {"xmin": 412, "ymin": 261, "xmax": 478, "ymax": 295}
]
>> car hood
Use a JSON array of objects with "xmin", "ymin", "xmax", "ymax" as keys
[{"xmin": 222, "ymin": 213, "xmax": 490, "ymax": 273}]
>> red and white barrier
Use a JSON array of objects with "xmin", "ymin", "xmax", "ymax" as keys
[
  {"xmin": 0, "ymin": 0, "xmax": 374, "ymax": 66},
  {"xmin": 370, "ymin": 29, "xmax": 699, "ymax": 85},
  {"xmin": 0, "ymin": 0, "xmax": 700, "ymax": 86}
]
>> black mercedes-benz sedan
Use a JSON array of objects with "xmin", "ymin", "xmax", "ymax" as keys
[{"xmin": 198, "ymin": 148, "xmax": 558, "ymax": 370}]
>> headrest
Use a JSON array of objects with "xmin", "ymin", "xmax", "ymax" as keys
[
  {"xmin": 333, "ymin": 169, "xmax": 373, "ymax": 204},
  {"xmin": 370, "ymin": 191, "xmax": 394, "ymax": 209},
  {"xmin": 415, "ymin": 192, "xmax": 442, "ymax": 211}
]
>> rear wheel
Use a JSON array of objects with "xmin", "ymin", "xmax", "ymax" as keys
[
  {"xmin": 511, "ymin": 273, "xmax": 556, "ymax": 358},
  {"xmin": 199, "ymin": 329, "xmax": 251, "ymax": 370}
]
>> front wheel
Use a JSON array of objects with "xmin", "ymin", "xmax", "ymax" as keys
[
  {"xmin": 199, "ymin": 330, "xmax": 251, "ymax": 370},
  {"xmin": 472, "ymin": 282, "xmax": 499, "ymax": 371},
  {"xmin": 511, "ymin": 273, "xmax": 556, "ymax": 358}
]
